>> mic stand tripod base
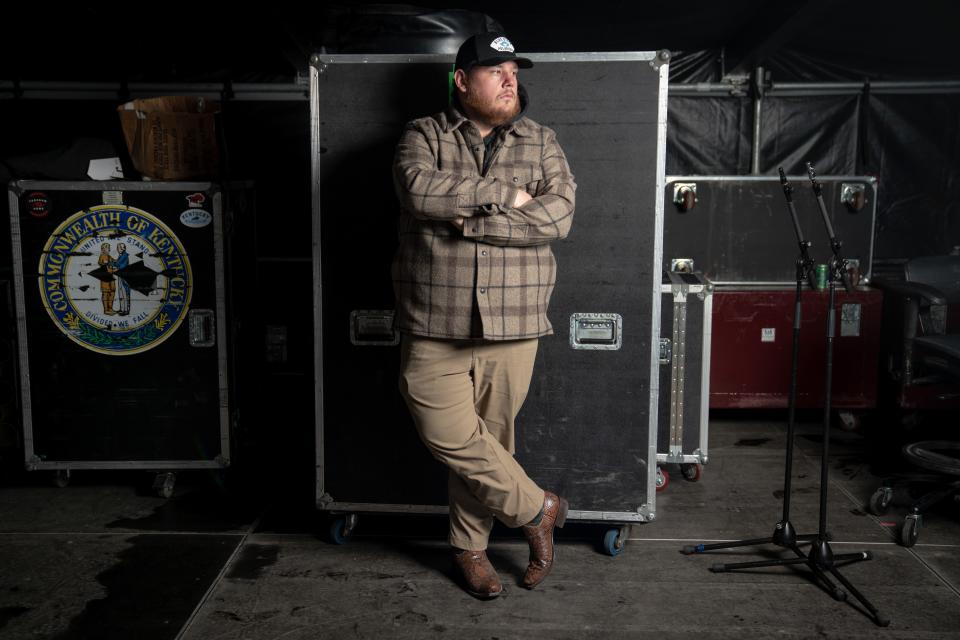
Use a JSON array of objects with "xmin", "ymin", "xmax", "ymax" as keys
[
  {"xmin": 807, "ymin": 539, "xmax": 889, "ymax": 627},
  {"xmin": 681, "ymin": 520, "xmax": 820, "ymax": 556},
  {"xmin": 697, "ymin": 526, "xmax": 847, "ymax": 604}
]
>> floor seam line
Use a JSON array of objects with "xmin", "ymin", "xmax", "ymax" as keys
[
  {"xmin": 173, "ymin": 511, "xmax": 264, "ymax": 640},
  {"xmin": 0, "ymin": 531, "xmax": 249, "ymax": 536},
  {"xmin": 624, "ymin": 538, "xmax": 910, "ymax": 546},
  {"xmin": 907, "ymin": 545, "xmax": 960, "ymax": 601}
]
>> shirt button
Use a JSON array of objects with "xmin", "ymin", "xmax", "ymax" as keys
[
  {"xmin": 513, "ymin": 176, "xmax": 519, "ymax": 182},
  {"xmin": 479, "ymin": 288, "xmax": 486, "ymax": 294},
  {"xmin": 481, "ymin": 250, "xmax": 487, "ymax": 256},
  {"xmin": 471, "ymin": 227, "xmax": 477, "ymax": 233}
]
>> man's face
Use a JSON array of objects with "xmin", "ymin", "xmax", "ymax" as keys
[
  {"xmin": 118, "ymin": 243, "xmax": 126, "ymax": 253},
  {"xmin": 457, "ymin": 61, "xmax": 520, "ymax": 128}
]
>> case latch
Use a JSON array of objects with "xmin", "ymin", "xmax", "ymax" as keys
[
  {"xmin": 840, "ymin": 183, "xmax": 867, "ymax": 212},
  {"xmin": 350, "ymin": 310, "xmax": 399, "ymax": 346},
  {"xmin": 188, "ymin": 309, "xmax": 215, "ymax": 347},
  {"xmin": 569, "ymin": 313, "xmax": 622, "ymax": 350},
  {"xmin": 659, "ymin": 338, "xmax": 673, "ymax": 364},
  {"xmin": 673, "ymin": 183, "xmax": 697, "ymax": 212}
]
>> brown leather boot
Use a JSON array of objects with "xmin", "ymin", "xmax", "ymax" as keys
[
  {"xmin": 452, "ymin": 548, "xmax": 503, "ymax": 599},
  {"xmin": 520, "ymin": 491, "xmax": 568, "ymax": 589}
]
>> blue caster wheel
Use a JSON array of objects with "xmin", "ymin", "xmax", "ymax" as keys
[
  {"xmin": 603, "ymin": 527, "xmax": 628, "ymax": 556},
  {"xmin": 329, "ymin": 514, "xmax": 358, "ymax": 545}
]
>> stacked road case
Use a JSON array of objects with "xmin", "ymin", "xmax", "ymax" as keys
[
  {"xmin": 7, "ymin": 181, "xmax": 231, "ymax": 496},
  {"xmin": 663, "ymin": 176, "xmax": 878, "ymax": 286},
  {"xmin": 662, "ymin": 175, "xmax": 881, "ymax": 412},
  {"xmin": 311, "ymin": 52, "xmax": 670, "ymax": 554}
]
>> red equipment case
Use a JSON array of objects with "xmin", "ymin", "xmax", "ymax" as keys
[{"xmin": 709, "ymin": 287, "xmax": 882, "ymax": 409}]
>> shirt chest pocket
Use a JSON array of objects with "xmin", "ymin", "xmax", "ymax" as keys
[{"xmin": 508, "ymin": 165, "xmax": 544, "ymax": 196}]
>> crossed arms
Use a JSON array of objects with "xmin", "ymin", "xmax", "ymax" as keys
[{"xmin": 393, "ymin": 121, "xmax": 576, "ymax": 247}]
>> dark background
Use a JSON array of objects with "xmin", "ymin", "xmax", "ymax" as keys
[{"xmin": 4, "ymin": 2, "xmax": 958, "ymax": 257}]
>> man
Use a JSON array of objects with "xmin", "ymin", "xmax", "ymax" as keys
[
  {"xmin": 98, "ymin": 242, "xmax": 117, "ymax": 316},
  {"xmin": 392, "ymin": 32, "xmax": 576, "ymax": 599},
  {"xmin": 114, "ymin": 242, "xmax": 131, "ymax": 316}
]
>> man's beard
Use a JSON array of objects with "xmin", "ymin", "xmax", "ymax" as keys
[{"xmin": 461, "ymin": 87, "xmax": 520, "ymax": 130}]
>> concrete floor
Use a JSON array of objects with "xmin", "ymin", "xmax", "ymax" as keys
[{"xmin": 1, "ymin": 417, "xmax": 959, "ymax": 639}]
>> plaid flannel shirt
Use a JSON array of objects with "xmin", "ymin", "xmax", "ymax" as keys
[{"xmin": 392, "ymin": 102, "xmax": 576, "ymax": 340}]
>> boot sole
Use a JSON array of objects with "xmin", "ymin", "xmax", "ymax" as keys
[{"xmin": 463, "ymin": 584, "xmax": 503, "ymax": 600}]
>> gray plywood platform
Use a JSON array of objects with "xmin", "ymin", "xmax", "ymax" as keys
[{"xmin": 1, "ymin": 417, "xmax": 958, "ymax": 639}]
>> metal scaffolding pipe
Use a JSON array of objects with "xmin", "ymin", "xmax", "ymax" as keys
[
  {"xmin": 668, "ymin": 82, "xmax": 749, "ymax": 96},
  {"xmin": 2, "ymin": 78, "xmax": 958, "ymax": 102},
  {"xmin": 0, "ymin": 81, "xmax": 309, "ymax": 101},
  {"xmin": 670, "ymin": 79, "xmax": 960, "ymax": 96},
  {"xmin": 751, "ymin": 67, "xmax": 764, "ymax": 175},
  {"xmin": 772, "ymin": 80, "xmax": 960, "ymax": 93}
]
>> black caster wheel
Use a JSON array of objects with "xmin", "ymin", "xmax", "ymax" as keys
[
  {"xmin": 901, "ymin": 514, "xmax": 920, "ymax": 548},
  {"xmin": 656, "ymin": 466, "xmax": 669, "ymax": 493},
  {"xmin": 680, "ymin": 463, "xmax": 702, "ymax": 482},
  {"xmin": 837, "ymin": 411, "xmax": 861, "ymax": 432},
  {"xmin": 868, "ymin": 487, "xmax": 893, "ymax": 516},
  {"xmin": 329, "ymin": 514, "xmax": 358, "ymax": 545},
  {"xmin": 153, "ymin": 472, "xmax": 176, "ymax": 499},
  {"xmin": 602, "ymin": 526, "xmax": 629, "ymax": 556},
  {"xmin": 52, "ymin": 469, "xmax": 71, "ymax": 488}
]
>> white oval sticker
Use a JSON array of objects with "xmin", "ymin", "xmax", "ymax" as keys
[{"xmin": 180, "ymin": 209, "xmax": 212, "ymax": 228}]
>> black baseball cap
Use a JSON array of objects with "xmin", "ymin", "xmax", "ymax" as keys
[{"xmin": 455, "ymin": 32, "xmax": 533, "ymax": 72}]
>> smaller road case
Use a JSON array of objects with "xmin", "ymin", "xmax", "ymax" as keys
[
  {"xmin": 8, "ymin": 180, "xmax": 231, "ymax": 496},
  {"xmin": 656, "ymin": 271, "xmax": 712, "ymax": 490}
]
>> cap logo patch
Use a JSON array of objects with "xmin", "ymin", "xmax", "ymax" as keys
[{"xmin": 489, "ymin": 36, "xmax": 515, "ymax": 53}]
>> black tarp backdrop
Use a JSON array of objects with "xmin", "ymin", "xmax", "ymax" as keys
[
  {"xmin": 665, "ymin": 43, "xmax": 960, "ymax": 258},
  {"xmin": 665, "ymin": 71, "xmax": 960, "ymax": 258},
  {"xmin": 2, "ymin": 7, "xmax": 958, "ymax": 257}
]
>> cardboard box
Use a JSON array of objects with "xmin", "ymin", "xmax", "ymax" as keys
[{"xmin": 118, "ymin": 96, "xmax": 220, "ymax": 180}]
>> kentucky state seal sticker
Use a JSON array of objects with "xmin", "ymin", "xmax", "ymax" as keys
[{"xmin": 39, "ymin": 205, "xmax": 193, "ymax": 355}]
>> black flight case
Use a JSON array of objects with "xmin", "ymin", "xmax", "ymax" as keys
[{"xmin": 311, "ymin": 52, "xmax": 670, "ymax": 555}]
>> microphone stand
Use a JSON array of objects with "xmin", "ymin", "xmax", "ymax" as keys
[
  {"xmin": 681, "ymin": 166, "xmax": 889, "ymax": 627},
  {"xmin": 682, "ymin": 168, "xmax": 835, "ymax": 585},
  {"xmin": 803, "ymin": 162, "xmax": 888, "ymax": 626}
]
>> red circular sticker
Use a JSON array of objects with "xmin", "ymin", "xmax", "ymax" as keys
[{"xmin": 26, "ymin": 192, "xmax": 51, "ymax": 218}]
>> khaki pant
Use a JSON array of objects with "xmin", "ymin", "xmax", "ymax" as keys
[{"xmin": 399, "ymin": 335, "xmax": 544, "ymax": 551}]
